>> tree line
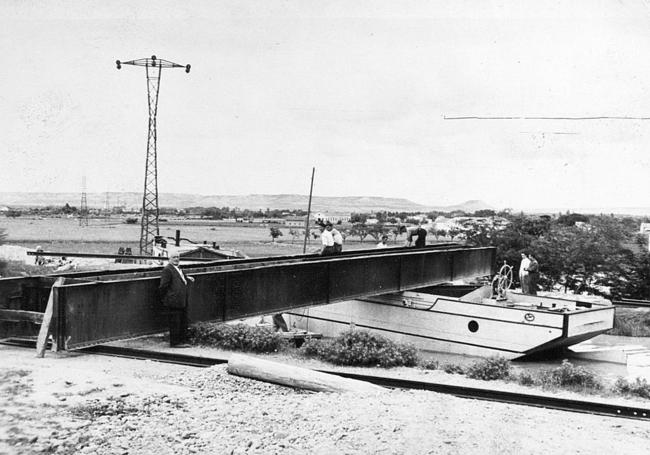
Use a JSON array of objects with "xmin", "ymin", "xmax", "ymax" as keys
[
  {"xmin": 460, "ymin": 212, "xmax": 650, "ymax": 300},
  {"xmin": 277, "ymin": 211, "xmax": 650, "ymax": 300}
]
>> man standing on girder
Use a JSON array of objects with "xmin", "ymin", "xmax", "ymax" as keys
[
  {"xmin": 406, "ymin": 222, "xmax": 427, "ymax": 248},
  {"xmin": 320, "ymin": 222, "xmax": 335, "ymax": 256},
  {"xmin": 159, "ymin": 250, "xmax": 194, "ymax": 347},
  {"xmin": 332, "ymin": 225, "xmax": 344, "ymax": 254}
]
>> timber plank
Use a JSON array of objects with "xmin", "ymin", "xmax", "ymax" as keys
[
  {"xmin": 227, "ymin": 354, "xmax": 384, "ymax": 393},
  {"xmin": 35, "ymin": 277, "xmax": 65, "ymax": 358}
]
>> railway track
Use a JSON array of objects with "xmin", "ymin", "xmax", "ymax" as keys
[{"xmin": 2, "ymin": 338, "xmax": 649, "ymax": 421}]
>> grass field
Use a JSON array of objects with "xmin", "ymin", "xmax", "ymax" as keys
[{"xmin": 1, "ymin": 216, "xmax": 401, "ymax": 258}]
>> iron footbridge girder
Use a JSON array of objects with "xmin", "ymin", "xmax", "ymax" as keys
[{"xmin": 2, "ymin": 246, "xmax": 496, "ymax": 350}]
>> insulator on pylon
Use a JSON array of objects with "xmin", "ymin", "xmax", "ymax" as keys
[
  {"xmin": 116, "ymin": 60, "xmax": 121, "ymax": 69},
  {"xmin": 185, "ymin": 64, "xmax": 191, "ymax": 73}
]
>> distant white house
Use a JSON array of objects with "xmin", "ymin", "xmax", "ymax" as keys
[
  {"xmin": 312, "ymin": 212, "xmax": 350, "ymax": 224},
  {"xmin": 432, "ymin": 216, "xmax": 462, "ymax": 232}
]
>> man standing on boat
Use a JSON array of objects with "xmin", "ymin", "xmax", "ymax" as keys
[
  {"xmin": 526, "ymin": 254, "xmax": 539, "ymax": 295},
  {"xmin": 159, "ymin": 250, "xmax": 194, "ymax": 347},
  {"xmin": 406, "ymin": 222, "xmax": 427, "ymax": 247},
  {"xmin": 519, "ymin": 252, "xmax": 531, "ymax": 294}
]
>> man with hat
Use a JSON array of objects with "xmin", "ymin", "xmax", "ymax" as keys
[{"xmin": 159, "ymin": 249, "xmax": 195, "ymax": 347}]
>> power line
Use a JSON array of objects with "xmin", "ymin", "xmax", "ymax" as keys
[{"xmin": 444, "ymin": 115, "xmax": 650, "ymax": 121}]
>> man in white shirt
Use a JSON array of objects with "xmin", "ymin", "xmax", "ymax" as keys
[
  {"xmin": 519, "ymin": 252, "xmax": 530, "ymax": 294},
  {"xmin": 320, "ymin": 222, "xmax": 335, "ymax": 256}
]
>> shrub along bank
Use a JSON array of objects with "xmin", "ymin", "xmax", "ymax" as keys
[
  {"xmin": 300, "ymin": 329, "xmax": 418, "ymax": 368},
  {"xmin": 187, "ymin": 324, "xmax": 650, "ymax": 401}
]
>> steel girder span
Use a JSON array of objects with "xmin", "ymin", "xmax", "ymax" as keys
[{"xmin": 44, "ymin": 247, "xmax": 495, "ymax": 349}]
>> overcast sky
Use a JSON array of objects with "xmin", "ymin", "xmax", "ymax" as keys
[{"xmin": 2, "ymin": 0, "xmax": 650, "ymax": 211}]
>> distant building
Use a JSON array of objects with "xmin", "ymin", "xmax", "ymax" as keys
[
  {"xmin": 432, "ymin": 216, "xmax": 462, "ymax": 232},
  {"xmin": 284, "ymin": 215, "xmax": 307, "ymax": 227},
  {"xmin": 312, "ymin": 212, "xmax": 351, "ymax": 224}
]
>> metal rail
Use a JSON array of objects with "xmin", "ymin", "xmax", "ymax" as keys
[
  {"xmin": 613, "ymin": 299, "xmax": 650, "ymax": 308},
  {"xmin": 3, "ymin": 339, "xmax": 648, "ymax": 421},
  {"xmin": 39, "ymin": 243, "xmax": 466, "ymax": 279},
  {"xmin": 26, "ymin": 251, "xmax": 220, "ymax": 262},
  {"xmin": 2, "ymin": 245, "xmax": 495, "ymax": 350}
]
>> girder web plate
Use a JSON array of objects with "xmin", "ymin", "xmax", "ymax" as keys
[{"xmin": 55, "ymin": 247, "xmax": 495, "ymax": 350}]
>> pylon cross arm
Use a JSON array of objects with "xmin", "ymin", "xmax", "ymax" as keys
[{"xmin": 116, "ymin": 56, "xmax": 190, "ymax": 73}]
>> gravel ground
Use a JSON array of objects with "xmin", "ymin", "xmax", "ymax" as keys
[{"xmin": 2, "ymin": 344, "xmax": 650, "ymax": 455}]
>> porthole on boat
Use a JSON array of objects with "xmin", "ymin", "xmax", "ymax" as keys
[{"xmin": 468, "ymin": 320, "xmax": 479, "ymax": 332}]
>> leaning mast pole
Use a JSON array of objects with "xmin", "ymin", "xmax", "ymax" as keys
[{"xmin": 302, "ymin": 167, "xmax": 315, "ymax": 254}]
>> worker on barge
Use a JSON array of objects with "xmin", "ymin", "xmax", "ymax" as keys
[
  {"xmin": 526, "ymin": 254, "xmax": 539, "ymax": 295},
  {"xmin": 519, "ymin": 252, "xmax": 531, "ymax": 294}
]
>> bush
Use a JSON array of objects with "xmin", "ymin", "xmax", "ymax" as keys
[
  {"xmin": 300, "ymin": 329, "xmax": 419, "ymax": 367},
  {"xmin": 466, "ymin": 356, "xmax": 511, "ymax": 381},
  {"xmin": 613, "ymin": 376, "xmax": 650, "ymax": 399},
  {"xmin": 441, "ymin": 363, "xmax": 466, "ymax": 375},
  {"xmin": 516, "ymin": 370, "xmax": 536, "ymax": 386},
  {"xmin": 187, "ymin": 322, "xmax": 288, "ymax": 353},
  {"xmin": 537, "ymin": 359, "xmax": 602, "ymax": 391},
  {"xmin": 418, "ymin": 359, "xmax": 440, "ymax": 371}
]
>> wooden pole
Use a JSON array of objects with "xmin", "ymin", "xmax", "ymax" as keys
[
  {"xmin": 227, "ymin": 354, "xmax": 384, "ymax": 393},
  {"xmin": 36, "ymin": 277, "xmax": 65, "ymax": 358},
  {"xmin": 302, "ymin": 167, "xmax": 315, "ymax": 254}
]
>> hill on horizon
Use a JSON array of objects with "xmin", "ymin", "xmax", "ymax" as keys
[{"xmin": 0, "ymin": 192, "xmax": 494, "ymax": 214}]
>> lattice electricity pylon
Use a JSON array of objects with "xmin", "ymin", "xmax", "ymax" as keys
[
  {"xmin": 116, "ymin": 55, "xmax": 191, "ymax": 255},
  {"xmin": 79, "ymin": 176, "xmax": 89, "ymax": 227}
]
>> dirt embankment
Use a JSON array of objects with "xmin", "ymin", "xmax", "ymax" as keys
[{"xmin": 2, "ymin": 345, "xmax": 650, "ymax": 455}]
